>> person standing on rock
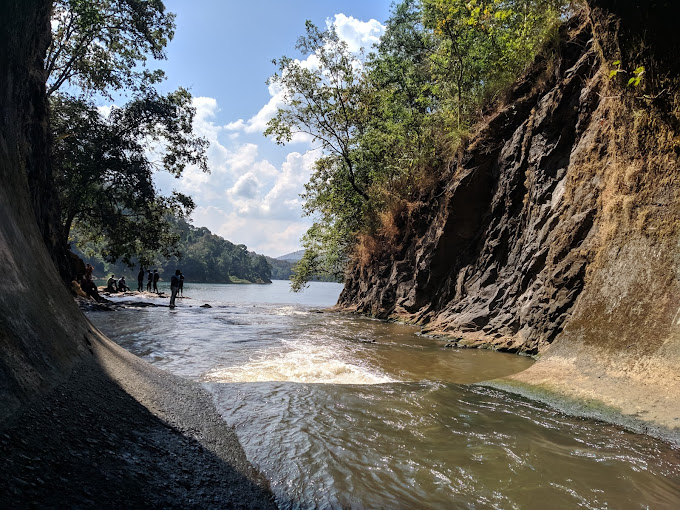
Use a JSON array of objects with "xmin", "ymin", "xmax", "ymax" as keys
[
  {"xmin": 153, "ymin": 269, "xmax": 160, "ymax": 293},
  {"xmin": 85, "ymin": 263, "xmax": 94, "ymax": 282},
  {"xmin": 137, "ymin": 267, "xmax": 145, "ymax": 292},
  {"xmin": 178, "ymin": 272, "xmax": 184, "ymax": 297},
  {"xmin": 147, "ymin": 269, "xmax": 153, "ymax": 292},
  {"xmin": 169, "ymin": 269, "xmax": 181, "ymax": 308}
]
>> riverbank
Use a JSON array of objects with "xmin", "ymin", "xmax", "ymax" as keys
[
  {"xmin": 0, "ymin": 329, "xmax": 276, "ymax": 509},
  {"xmin": 484, "ymin": 340, "xmax": 680, "ymax": 447}
]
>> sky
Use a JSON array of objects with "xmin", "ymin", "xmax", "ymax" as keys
[{"xmin": 145, "ymin": 1, "xmax": 394, "ymax": 258}]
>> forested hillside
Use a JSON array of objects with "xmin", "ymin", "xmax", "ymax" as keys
[{"xmin": 76, "ymin": 218, "xmax": 273, "ymax": 284}]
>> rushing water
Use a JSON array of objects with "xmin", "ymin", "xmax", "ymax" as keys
[{"xmin": 88, "ymin": 281, "xmax": 680, "ymax": 509}]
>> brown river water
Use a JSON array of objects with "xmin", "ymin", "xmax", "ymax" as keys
[{"xmin": 87, "ymin": 281, "xmax": 680, "ymax": 509}]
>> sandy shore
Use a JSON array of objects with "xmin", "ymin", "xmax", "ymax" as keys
[
  {"xmin": 0, "ymin": 330, "xmax": 277, "ymax": 509},
  {"xmin": 484, "ymin": 340, "xmax": 680, "ymax": 446}
]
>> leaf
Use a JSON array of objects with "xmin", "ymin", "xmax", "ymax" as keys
[{"xmin": 613, "ymin": 60, "xmax": 621, "ymax": 66}]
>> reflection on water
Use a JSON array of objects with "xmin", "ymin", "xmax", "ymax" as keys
[{"xmin": 88, "ymin": 281, "xmax": 680, "ymax": 509}]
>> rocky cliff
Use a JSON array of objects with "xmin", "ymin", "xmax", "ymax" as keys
[
  {"xmin": 0, "ymin": 1, "xmax": 275, "ymax": 505},
  {"xmin": 339, "ymin": 3, "xmax": 680, "ymax": 439}
]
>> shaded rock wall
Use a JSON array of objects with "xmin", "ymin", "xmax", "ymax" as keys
[
  {"xmin": 0, "ymin": 0, "xmax": 90, "ymax": 424},
  {"xmin": 339, "ymin": 16, "xmax": 602, "ymax": 355},
  {"xmin": 338, "ymin": 4, "xmax": 680, "ymax": 434}
]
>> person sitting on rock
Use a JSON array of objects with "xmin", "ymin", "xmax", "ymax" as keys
[
  {"xmin": 118, "ymin": 275, "xmax": 129, "ymax": 292},
  {"xmin": 81, "ymin": 277, "xmax": 101, "ymax": 301},
  {"xmin": 106, "ymin": 275, "xmax": 118, "ymax": 293}
]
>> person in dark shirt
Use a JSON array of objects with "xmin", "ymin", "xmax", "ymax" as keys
[
  {"xmin": 106, "ymin": 275, "xmax": 118, "ymax": 293},
  {"xmin": 137, "ymin": 267, "xmax": 145, "ymax": 292},
  {"xmin": 153, "ymin": 269, "xmax": 160, "ymax": 293},
  {"xmin": 178, "ymin": 272, "xmax": 184, "ymax": 297},
  {"xmin": 118, "ymin": 276, "xmax": 129, "ymax": 292},
  {"xmin": 85, "ymin": 263, "xmax": 94, "ymax": 282},
  {"xmin": 81, "ymin": 277, "xmax": 100, "ymax": 301},
  {"xmin": 169, "ymin": 269, "xmax": 181, "ymax": 308},
  {"xmin": 147, "ymin": 270, "xmax": 153, "ymax": 292}
]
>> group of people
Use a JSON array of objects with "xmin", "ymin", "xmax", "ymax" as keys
[
  {"xmin": 77, "ymin": 264, "xmax": 185, "ymax": 307},
  {"xmin": 106, "ymin": 274, "xmax": 129, "ymax": 293},
  {"xmin": 139, "ymin": 268, "xmax": 160, "ymax": 293}
]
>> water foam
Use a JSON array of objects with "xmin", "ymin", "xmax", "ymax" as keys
[{"xmin": 203, "ymin": 340, "xmax": 395, "ymax": 385}]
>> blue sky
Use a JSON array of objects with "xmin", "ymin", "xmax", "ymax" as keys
[{"xmin": 148, "ymin": 1, "xmax": 394, "ymax": 257}]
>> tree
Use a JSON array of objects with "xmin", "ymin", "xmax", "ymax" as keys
[
  {"xmin": 265, "ymin": 22, "xmax": 381, "ymax": 290},
  {"xmin": 47, "ymin": 0, "xmax": 209, "ymax": 267},
  {"xmin": 360, "ymin": 0, "xmax": 440, "ymax": 197},
  {"xmin": 423, "ymin": 0, "xmax": 566, "ymax": 126},
  {"xmin": 272, "ymin": 1, "xmax": 568, "ymax": 291},
  {"xmin": 51, "ymin": 90, "xmax": 204, "ymax": 266},
  {"xmin": 265, "ymin": 21, "xmax": 371, "ymax": 201},
  {"xmin": 46, "ymin": 0, "xmax": 174, "ymax": 97}
]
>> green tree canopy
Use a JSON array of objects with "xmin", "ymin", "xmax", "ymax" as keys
[
  {"xmin": 47, "ymin": 0, "xmax": 209, "ymax": 268},
  {"xmin": 51, "ymin": 90, "xmax": 204, "ymax": 267},
  {"xmin": 46, "ymin": 0, "xmax": 174, "ymax": 97},
  {"xmin": 269, "ymin": 0, "xmax": 568, "ymax": 291}
]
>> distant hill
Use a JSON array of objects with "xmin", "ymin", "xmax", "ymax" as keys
[
  {"xmin": 265, "ymin": 256, "xmax": 295, "ymax": 280},
  {"xmin": 270, "ymin": 249, "xmax": 338, "ymax": 284},
  {"xmin": 276, "ymin": 249, "xmax": 305, "ymax": 262}
]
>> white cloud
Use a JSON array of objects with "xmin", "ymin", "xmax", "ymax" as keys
[
  {"xmin": 329, "ymin": 14, "xmax": 384, "ymax": 53},
  {"xmin": 225, "ymin": 15, "xmax": 385, "ymax": 140},
  {"xmin": 154, "ymin": 96, "xmax": 318, "ymax": 254},
  {"xmin": 229, "ymin": 172, "xmax": 260, "ymax": 199},
  {"xmin": 155, "ymin": 14, "xmax": 385, "ymax": 255}
]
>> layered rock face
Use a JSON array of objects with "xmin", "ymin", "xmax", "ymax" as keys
[
  {"xmin": 0, "ymin": 0, "xmax": 89, "ymax": 424},
  {"xmin": 339, "ymin": 5, "xmax": 680, "ymax": 435},
  {"xmin": 340, "ymin": 16, "xmax": 602, "ymax": 354}
]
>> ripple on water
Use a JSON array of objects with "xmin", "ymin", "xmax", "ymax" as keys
[
  {"xmin": 87, "ymin": 284, "xmax": 680, "ymax": 509},
  {"xmin": 207, "ymin": 381, "xmax": 680, "ymax": 510},
  {"xmin": 203, "ymin": 339, "xmax": 396, "ymax": 385}
]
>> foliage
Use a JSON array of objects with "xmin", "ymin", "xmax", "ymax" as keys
[
  {"xmin": 51, "ymin": 90, "xmax": 207, "ymax": 267},
  {"xmin": 46, "ymin": 0, "xmax": 175, "ymax": 97},
  {"xmin": 609, "ymin": 60, "xmax": 645, "ymax": 87},
  {"xmin": 269, "ymin": 0, "xmax": 568, "ymax": 291},
  {"xmin": 422, "ymin": 0, "xmax": 565, "ymax": 127},
  {"xmin": 76, "ymin": 217, "xmax": 273, "ymax": 284},
  {"xmin": 265, "ymin": 257, "xmax": 296, "ymax": 281},
  {"xmin": 48, "ymin": 0, "xmax": 209, "ymax": 268},
  {"xmin": 265, "ymin": 21, "xmax": 371, "ymax": 201}
]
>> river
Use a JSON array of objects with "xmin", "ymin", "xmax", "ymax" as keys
[{"xmin": 87, "ymin": 280, "xmax": 680, "ymax": 509}]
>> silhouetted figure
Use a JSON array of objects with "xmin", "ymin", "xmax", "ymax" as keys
[
  {"xmin": 85, "ymin": 263, "xmax": 94, "ymax": 282},
  {"xmin": 147, "ymin": 270, "xmax": 153, "ymax": 292},
  {"xmin": 106, "ymin": 274, "xmax": 118, "ymax": 293},
  {"xmin": 118, "ymin": 276, "xmax": 129, "ymax": 292},
  {"xmin": 81, "ymin": 278, "xmax": 101, "ymax": 301},
  {"xmin": 169, "ymin": 269, "xmax": 181, "ymax": 308},
  {"xmin": 178, "ymin": 272, "xmax": 184, "ymax": 297},
  {"xmin": 153, "ymin": 269, "xmax": 160, "ymax": 293},
  {"xmin": 137, "ymin": 267, "xmax": 145, "ymax": 292}
]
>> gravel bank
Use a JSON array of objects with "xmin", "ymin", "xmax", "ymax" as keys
[{"xmin": 0, "ymin": 331, "xmax": 277, "ymax": 509}]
